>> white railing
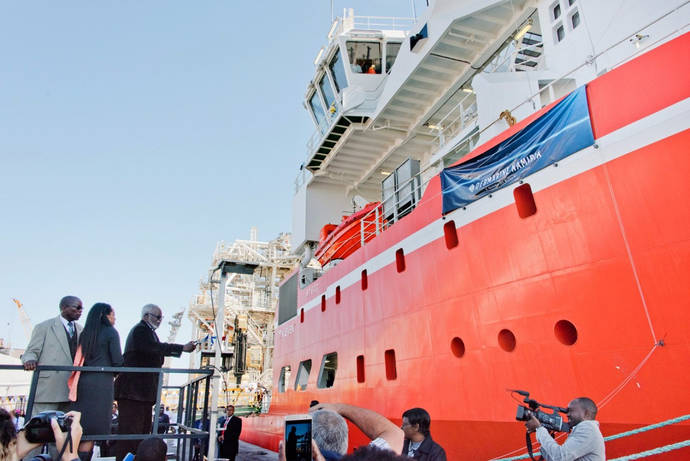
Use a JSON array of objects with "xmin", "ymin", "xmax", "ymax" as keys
[
  {"xmin": 430, "ymin": 94, "xmax": 478, "ymax": 148},
  {"xmin": 294, "ymin": 167, "xmax": 312, "ymax": 194},
  {"xmin": 350, "ymin": 16, "xmax": 416, "ymax": 32},
  {"xmin": 329, "ymin": 13, "xmax": 416, "ymax": 39}
]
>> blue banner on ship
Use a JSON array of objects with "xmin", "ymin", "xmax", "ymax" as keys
[{"xmin": 440, "ymin": 85, "xmax": 594, "ymax": 214}]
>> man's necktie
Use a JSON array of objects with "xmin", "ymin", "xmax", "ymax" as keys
[{"xmin": 68, "ymin": 321, "xmax": 75, "ymax": 337}]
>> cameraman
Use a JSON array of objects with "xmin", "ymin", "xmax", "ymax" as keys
[{"xmin": 525, "ymin": 397, "xmax": 605, "ymax": 461}]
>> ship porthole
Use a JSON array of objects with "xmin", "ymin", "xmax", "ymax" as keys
[
  {"xmin": 498, "ymin": 329, "xmax": 516, "ymax": 352},
  {"xmin": 450, "ymin": 337, "xmax": 465, "ymax": 358},
  {"xmin": 554, "ymin": 320, "xmax": 578, "ymax": 345}
]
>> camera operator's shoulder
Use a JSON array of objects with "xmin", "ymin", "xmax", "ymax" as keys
[{"xmin": 580, "ymin": 420, "xmax": 602, "ymax": 433}]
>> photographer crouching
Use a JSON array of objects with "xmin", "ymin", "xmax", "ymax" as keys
[{"xmin": 524, "ymin": 397, "xmax": 605, "ymax": 461}]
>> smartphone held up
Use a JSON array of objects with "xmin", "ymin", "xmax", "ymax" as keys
[{"xmin": 284, "ymin": 414, "xmax": 312, "ymax": 461}]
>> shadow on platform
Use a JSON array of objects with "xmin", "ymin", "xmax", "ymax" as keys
[{"xmin": 236, "ymin": 440, "xmax": 278, "ymax": 460}]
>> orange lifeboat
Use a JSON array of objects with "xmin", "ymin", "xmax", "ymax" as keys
[{"xmin": 314, "ymin": 202, "xmax": 382, "ymax": 266}]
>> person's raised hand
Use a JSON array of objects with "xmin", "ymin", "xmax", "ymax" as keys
[
  {"xmin": 52, "ymin": 411, "xmax": 83, "ymax": 461},
  {"xmin": 183, "ymin": 341, "xmax": 196, "ymax": 352}
]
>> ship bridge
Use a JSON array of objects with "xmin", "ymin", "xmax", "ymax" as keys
[{"xmin": 294, "ymin": 0, "xmax": 538, "ymax": 254}]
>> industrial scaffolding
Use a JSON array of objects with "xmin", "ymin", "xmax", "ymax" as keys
[{"xmin": 187, "ymin": 228, "xmax": 299, "ymax": 411}]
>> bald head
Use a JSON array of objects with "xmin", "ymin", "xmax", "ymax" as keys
[
  {"xmin": 59, "ymin": 296, "xmax": 83, "ymax": 321},
  {"xmin": 573, "ymin": 397, "xmax": 598, "ymax": 418},
  {"xmin": 60, "ymin": 296, "xmax": 81, "ymax": 310}
]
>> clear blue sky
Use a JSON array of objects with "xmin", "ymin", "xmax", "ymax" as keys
[{"xmin": 1, "ymin": 1, "xmax": 427, "ymax": 361}]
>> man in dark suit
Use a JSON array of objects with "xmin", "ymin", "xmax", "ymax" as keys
[
  {"xmin": 218, "ymin": 405, "xmax": 242, "ymax": 461},
  {"xmin": 114, "ymin": 304, "xmax": 196, "ymax": 460}
]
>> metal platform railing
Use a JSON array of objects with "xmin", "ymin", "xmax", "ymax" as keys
[{"xmin": 1, "ymin": 364, "xmax": 213, "ymax": 461}]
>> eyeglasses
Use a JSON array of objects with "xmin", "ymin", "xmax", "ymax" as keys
[{"xmin": 148, "ymin": 313, "xmax": 163, "ymax": 320}]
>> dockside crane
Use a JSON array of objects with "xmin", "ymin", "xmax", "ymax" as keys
[
  {"xmin": 11, "ymin": 298, "xmax": 33, "ymax": 342},
  {"xmin": 162, "ymin": 308, "xmax": 185, "ymax": 387}
]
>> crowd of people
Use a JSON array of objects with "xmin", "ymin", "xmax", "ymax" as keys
[
  {"xmin": 274, "ymin": 399, "xmax": 604, "ymax": 461},
  {"xmin": 19, "ymin": 296, "xmax": 196, "ymax": 461},
  {"xmin": 11, "ymin": 294, "xmax": 605, "ymax": 461}
]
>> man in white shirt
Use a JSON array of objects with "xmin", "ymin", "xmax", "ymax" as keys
[{"xmin": 525, "ymin": 397, "xmax": 605, "ymax": 461}]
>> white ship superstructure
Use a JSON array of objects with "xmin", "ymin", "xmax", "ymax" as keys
[{"xmin": 294, "ymin": 0, "xmax": 689, "ymax": 261}]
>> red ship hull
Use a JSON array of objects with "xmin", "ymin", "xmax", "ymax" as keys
[{"xmin": 243, "ymin": 33, "xmax": 690, "ymax": 459}]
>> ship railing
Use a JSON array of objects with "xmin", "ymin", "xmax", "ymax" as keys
[
  {"xmin": 430, "ymin": 93, "xmax": 478, "ymax": 148},
  {"xmin": 358, "ymin": 167, "xmax": 433, "ymax": 248},
  {"xmin": 0, "ymin": 363, "xmax": 214, "ymax": 461},
  {"xmin": 350, "ymin": 16, "xmax": 416, "ymax": 32},
  {"xmin": 330, "ymin": 14, "xmax": 415, "ymax": 38},
  {"xmin": 306, "ymin": 129, "xmax": 322, "ymax": 155}
]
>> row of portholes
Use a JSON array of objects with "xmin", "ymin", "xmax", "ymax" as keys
[
  {"xmin": 301, "ymin": 184, "xmax": 538, "ymax": 322},
  {"xmin": 278, "ymin": 349, "xmax": 396, "ymax": 393},
  {"xmin": 279, "ymin": 320, "xmax": 578, "ymax": 393},
  {"xmin": 451, "ymin": 319, "xmax": 578, "ymax": 357}
]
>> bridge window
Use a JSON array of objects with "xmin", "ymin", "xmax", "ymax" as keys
[
  {"xmin": 386, "ymin": 42, "xmax": 402, "ymax": 73},
  {"xmin": 317, "ymin": 352, "xmax": 338, "ymax": 388},
  {"xmin": 552, "ymin": 2, "xmax": 561, "ymax": 20},
  {"xmin": 278, "ymin": 365, "xmax": 291, "ymax": 393},
  {"xmin": 347, "ymin": 41, "xmax": 382, "ymax": 74},
  {"xmin": 319, "ymin": 74, "xmax": 337, "ymax": 117},
  {"xmin": 328, "ymin": 50, "xmax": 348, "ymax": 93},
  {"xmin": 294, "ymin": 359, "xmax": 312, "ymax": 391},
  {"xmin": 309, "ymin": 91, "xmax": 328, "ymax": 134}
]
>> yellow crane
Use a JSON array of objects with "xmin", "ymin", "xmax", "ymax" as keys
[{"xmin": 11, "ymin": 298, "xmax": 33, "ymax": 342}]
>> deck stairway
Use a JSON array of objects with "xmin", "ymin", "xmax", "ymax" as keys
[{"xmin": 514, "ymin": 31, "xmax": 544, "ymax": 71}]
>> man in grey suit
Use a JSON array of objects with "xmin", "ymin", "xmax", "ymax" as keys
[{"xmin": 22, "ymin": 295, "xmax": 84, "ymax": 416}]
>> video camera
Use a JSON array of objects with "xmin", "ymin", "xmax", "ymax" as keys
[
  {"xmin": 513, "ymin": 390, "xmax": 570, "ymax": 433},
  {"xmin": 23, "ymin": 411, "xmax": 72, "ymax": 443}
]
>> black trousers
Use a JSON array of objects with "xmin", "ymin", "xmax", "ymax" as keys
[
  {"xmin": 220, "ymin": 439, "xmax": 238, "ymax": 461},
  {"xmin": 114, "ymin": 399, "xmax": 154, "ymax": 461}
]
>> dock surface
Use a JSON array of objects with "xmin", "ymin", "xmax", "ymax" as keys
[{"xmin": 236, "ymin": 440, "xmax": 278, "ymax": 460}]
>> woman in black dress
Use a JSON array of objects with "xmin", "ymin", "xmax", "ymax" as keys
[{"xmin": 71, "ymin": 303, "xmax": 123, "ymax": 459}]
